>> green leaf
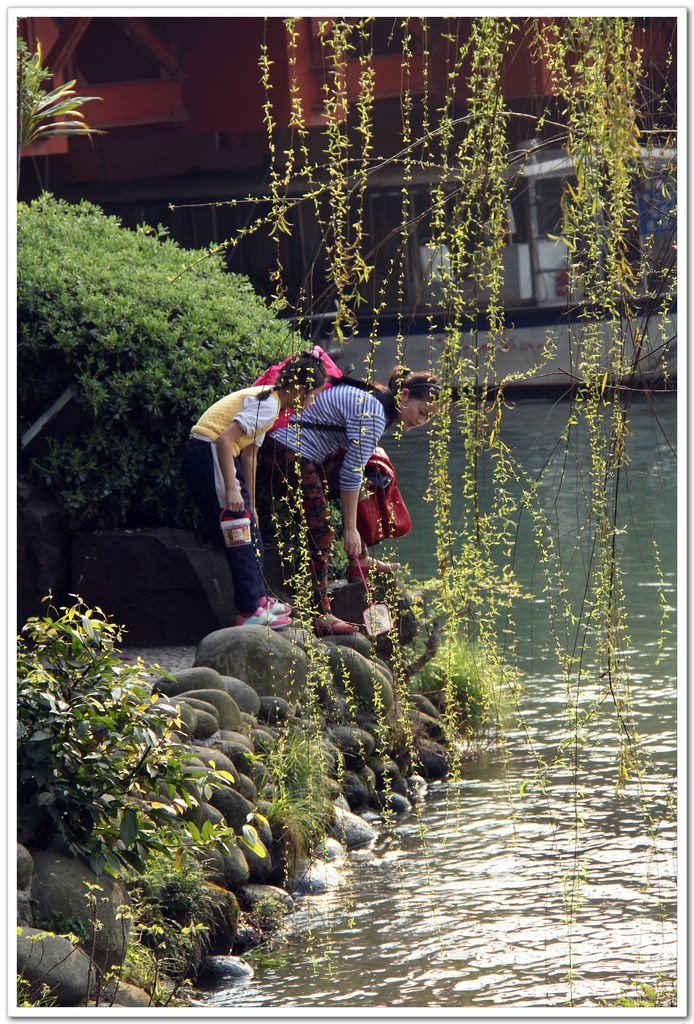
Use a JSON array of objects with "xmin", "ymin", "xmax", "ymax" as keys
[{"xmin": 119, "ymin": 807, "xmax": 138, "ymax": 847}]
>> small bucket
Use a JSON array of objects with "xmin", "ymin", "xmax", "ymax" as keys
[{"xmin": 220, "ymin": 512, "xmax": 252, "ymax": 548}]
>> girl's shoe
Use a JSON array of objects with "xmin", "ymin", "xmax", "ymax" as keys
[
  {"xmin": 313, "ymin": 614, "xmax": 359, "ymax": 636},
  {"xmin": 346, "ymin": 558, "xmax": 401, "ymax": 583},
  {"xmin": 260, "ymin": 594, "xmax": 293, "ymax": 616},
  {"xmin": 234, "ymin": 606, "xmax": 292, "ymax": 629}
]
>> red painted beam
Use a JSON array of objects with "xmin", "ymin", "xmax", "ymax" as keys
[
  {"xmin": 44, "ymin": 17, "xmax": 92, "ymax": 76},
  {"xmin": 73, "ymin": 79, "xmax": 189, "ymax": 128}
]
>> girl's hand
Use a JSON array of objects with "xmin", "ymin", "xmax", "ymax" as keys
[
  {"xmin": 224, "ymin": 484, "xmax": 245, "ymax": 513},
  {"xmin": 342, "ymin": 527, "xmax": 362, "ymax": 560}
]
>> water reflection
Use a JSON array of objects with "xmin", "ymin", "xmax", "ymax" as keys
[{"xmin": 204, "ymin": 396, "xmax": 677, "ymax": 1009}]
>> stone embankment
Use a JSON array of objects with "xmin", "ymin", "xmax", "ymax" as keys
[{"xmin": 17, "ymin": 618, "xmax": 453, "ymax": 1007}]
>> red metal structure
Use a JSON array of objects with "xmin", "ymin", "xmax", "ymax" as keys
[{"xmin": 17, "ymin": 16, "xmax": 676, "ymax": 304}]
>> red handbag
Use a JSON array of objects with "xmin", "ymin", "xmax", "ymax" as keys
[{"xmin": 357, "ymin": 449, "xmax": 412, "ymax": 546}]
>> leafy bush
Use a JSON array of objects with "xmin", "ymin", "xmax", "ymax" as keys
[
  {"xmin": 17, "ymin": 596, "xmax": 238, "ymax": 876},
  {"xmin": 262, "ymin": 732, "xmax": 333, "ymax": 859},
  {"xmin": 17, "ymin": 194, "xmax": 294, "ymax": 529},
  {"xmin": 413, "ymin": 635, "xmax": 511, "ymax": 737}
]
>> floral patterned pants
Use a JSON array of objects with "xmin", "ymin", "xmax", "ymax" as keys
[{"xmin": 260, "ymin": 438, "xmax": 345, "ymax": 613}]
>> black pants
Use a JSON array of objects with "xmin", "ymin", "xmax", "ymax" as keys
[{"xmin": 183, "ymin": 438, "xmax": 266, "ymax": 614}]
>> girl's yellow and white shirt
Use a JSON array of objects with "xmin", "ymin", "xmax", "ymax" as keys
[{"xmin": 191, "ymin": 386, "xmax": 280, "ymax": 456}]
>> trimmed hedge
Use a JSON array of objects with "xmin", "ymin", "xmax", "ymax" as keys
[{"xmin": 17, "ymin": 193, "xmax": 292, "ymax": 529}]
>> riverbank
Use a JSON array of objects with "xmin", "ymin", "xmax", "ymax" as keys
[{"xmin": 18, "ymin": 605, "xmax": 464, "ymax": 1009}]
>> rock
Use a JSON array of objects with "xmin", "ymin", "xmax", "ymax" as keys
[
  {"xmin": 18, "ymin": 891, "xmax": 33, "ymax": 927},
  {"xmin": 17, "ymin": 844, "xmax": 33, "ymax": 891},
  {"xmin": 290, "ymin": 859, "xmax": 345, "ymax": 894},
  {"xmin": 204, "ymin": 884, "xmax": 240, "ymax": 952},
  {"xmin": 177, "ymin": 689, "xmax": 242, "ymax": 732},
  {"xmin": 367, "ymin": 756, "xmax": 409, "ymax": 797},
  {"xmin": 188, "ymin": 744, "xmax": 237, "ymax": 777},
  {"xmin": 197, "ymin": 955, "xmax": 254, "ymax": 988},
  {"xmin": 250, "ymin": 728, "xmax": 277, "ymax": 753},
  {"xmin": 326, "ymin": 646, "xmax": 394, "ymax": 715},
  {"xmin": 330, "ymin": 726, "xmax": 376, "ymax": 769},
  {"xmin": 17, "ymin": 926, "xmax": 95, "ymax": 1006},
  {"xmin": 281, "ymin": 627, "xmax": 325, "ymax": 655},
  {"xmin": 198, "ymin": 802, "xmax": 224, "ymax": 827},
  {"xmin": 238, "ymin": 712, "xmax": 257, "ymax": 733},
  {"xmin": 181, "ymin": 699, "xmax": 219, "ymax": 738},
  {"xmin": 154, "ymin": 666, "xmax": 228, "ymax": 696},
  {"xmin": 17, "ymin": 477, "xmax": 71, "ymax": 629},
  {"xmin": 406, "ymin": 774, "xmax": 428, "ymax": 800},
  {"xmin": 209, "ymin": 787, "xmax": 254, "ymax": 832},
  {"xmin": 222, "ymin": 846, "xmax": 251, "ymax": 890},
  {"xmin": 194, "ymin": 625, "xmax": 308, "ymax": 702},
  {"xmin": 222, "ymin": 677, "xmax": 261, "ymax": 716},
  {"xmin": 409, "ymin": 708, "xmax": 446, "ymax": 741},
  {"xmin": 330, "ymin": 806, "xmax": 378, "ymax": 850},
  {"xmin": 31, "ymin": 852, "xmax": 130, "ymax": 973},
  {"xmin": 313, "ymin": 837, "xmax": 345, "ymax": 862},
  {"xmin": 198, "ymin": 848, "xmax": 227, "ymax": 885},
  {"xmin": 217, "ymin": 729, "xmax": 254, "ymax": 749},
  {"xmin": 341, "ymin": 770, "xmax": 370, "ymax": 809},
  {"xmin": 325, "ymin": 632, "xmax": 374, "ymax": 659},
  {"xmin": 72, "ymin": 528, "xmax": 236, "ymax": 645},
  {"xmin": 241, "ymin": 839, "xmax": 272, "ymax": 884},
  {"xmin": 410, "ymin": 693, "xmax": 441, "ymax": 719},
  {"xmin": 257, "ymin": 695, "xmax": 290, "ymax": 724},
  {"xmin": 416, "ymin": 741, "xmax": 451, "ymax": 780},
  {"xmin": 232, "ymin": 919, "xmax": 265, "ymax": 954},
  {"xmin": 98, "ymin": 979, "xmax": 152, "ymax": 1007},
  {"xmin": 233, "ymin": 773, "xmax": 257, "ymax": 803},
  {"xmin": 236, "ymin": 884, "xmax": 294, "ymax": 915},
  {"xmin": 377, "ymin": 791, "xmax": 412, "ymax": 814},
  {"xmin": 171, "ymin": 701, "xmax": 197, "ymax": 736}
]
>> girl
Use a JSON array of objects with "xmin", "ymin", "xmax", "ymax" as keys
[
  {"xmin": 259, "ymin": 365, "xmax": 441, "ymax": 635},
  {"xmin": 183, "ymin": 351, "xmax": 327, "ymax": 628}
]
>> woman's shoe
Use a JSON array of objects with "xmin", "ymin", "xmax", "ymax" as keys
[
  {"xmin": 260, "ymin": 594, "xmax": 293, "ymax": 616},
  {"xmin": 346, "ymin": 557, "xmax": 401, "ymax": 583},
  {"xmin": 234, "ymin": 606, "xmax": 292, "ymax": 629},
  {"xmin": 313, "ymin": 614, "xmax": 359, "ymax": 636}
]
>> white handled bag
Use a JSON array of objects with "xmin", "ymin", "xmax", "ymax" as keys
[{"xmin": 353, "ymin": 560, "xmax": 393, "ymax": 637}]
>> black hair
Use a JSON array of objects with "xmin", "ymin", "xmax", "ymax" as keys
[
  {"xmin": 387, "ymin": 364, "xmax": 441, "ymax": 401},
  {"xmin": 256, "ymin": 351, "xmax": 327, "ymax": 400}
]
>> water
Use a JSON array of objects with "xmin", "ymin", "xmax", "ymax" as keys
[{"xmin": 204, "ymin": 395, "xmax": 678, "ymax": 1009}]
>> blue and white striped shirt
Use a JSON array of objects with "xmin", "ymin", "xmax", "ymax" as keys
[{"xmin": 272, "ymin": 385, "xmax": 387, "ymax": 491}]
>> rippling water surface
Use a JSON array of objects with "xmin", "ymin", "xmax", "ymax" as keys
[{"xmin": 205, "ymin": 396, "xmax": 678, "ymax": 1009}]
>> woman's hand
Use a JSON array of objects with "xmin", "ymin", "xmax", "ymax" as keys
[
  {"xmin": 224, "ymin": 483, "xmax": 245, "ymax": 513},
  {"xmin": 342, "ymin": 526, "xmax": 362, "ymax": 560}
]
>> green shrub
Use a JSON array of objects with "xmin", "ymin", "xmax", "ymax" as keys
[
  {"xmin": 17, "ymin": 193, "xmax": 293, "ymax": 529},
  {"xmin": 17, "ymin": 596, "xmax": 238, "ymax": 876},
  {"xmin": 262, "ymin": 733, "xmax": 333, "ymax": 859},
  {"xmin": 413, "ymin": 635, "xmax": 511, "ymax": 737}
]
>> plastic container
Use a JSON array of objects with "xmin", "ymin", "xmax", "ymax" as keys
[{"xmin": 220, "ymin": 512, "xmax": 252, "ymax": 548}]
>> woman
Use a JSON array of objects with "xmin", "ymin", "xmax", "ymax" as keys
[
  {"xmin": 183, "ymin": 351, "xmax": 327, "ymax": 628},
  {"xmin": 259, "ymin": 365, "xmax": 441, "ymax": 635}
]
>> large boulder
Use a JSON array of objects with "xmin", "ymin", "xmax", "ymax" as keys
[
  {"xmin": 330, "ymin": 806, "xmax": 378, "ymax": 850},
  {"xmin": 17, "ymin": 844, "xmax": 34, "ymax": 891},
  {"xmin": 330, "ymin": 726, "xmax": 376, "ymax": 769},
  {"xmin": 17, "ymin": 477, "xmax": 71, "ymax": 629},
  {"xmin": 31, "ymin": 852, "xmax": 130, "ymax": 973},
  {"xmin": 209, "ymin": 787, "xmax": 255, "ymax": 832},
  {"xmin": 176, "ymin": 689, "xmax": 242, "ymax": 732},
  {"xmin": 326, "ymin": 646, "xmax": 394, "ymax": 715},
  {"xmin": 154, "ymin": 666, "xmax": 227, "ymax": 697},
  {"xmin": 71, "ymin": 528, "xmax": 236, "ymax": 645},
  {"xmin": 17, "ymin": 927, "xmax": 95, "ymax": 1006},
  {"xmin": 222, "ymin": 677, "xmax": 261, "ymax": 716},
  {"xmin": 195, "ymin": 626, "xmax": 308, "ymax": 702}
]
